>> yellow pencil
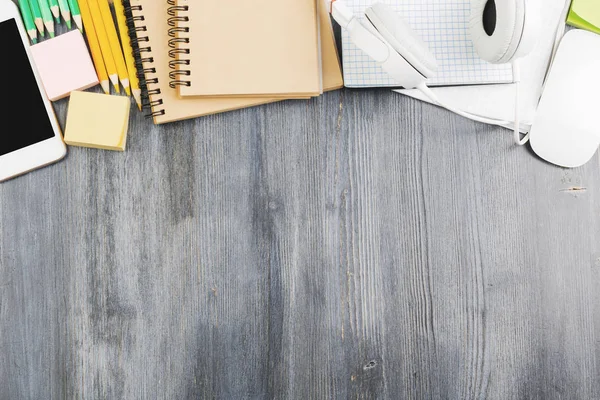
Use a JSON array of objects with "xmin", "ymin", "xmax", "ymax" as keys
[
  {"xmin": 78, "ymin": 0, "xmax": 109, "ymax": 93},
  {"xmin": 112, "ymin": 0, "xmax": 141, "ymax": 109},
  {"xmin": 97, "ymin": 0, "xmax": 130, "ymax": 96},
  {"xmin": 87, "ymin": 0, "xmax": 120, "ymax": 93}
]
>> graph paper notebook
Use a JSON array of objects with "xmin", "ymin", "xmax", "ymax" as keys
[
  {"xmin": 341, "ymin": 0, "xmax": 514, "ymax": 88},
  {"xmin": 125, "ymin": 0, "xmax": 342, "ymax": 125},
  {"xmin": 170, "ymin": 0, "xmax": 322, "ymax": 98}
]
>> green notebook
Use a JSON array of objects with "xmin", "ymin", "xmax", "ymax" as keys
[{"xmin": 567, "ymin": 0, "xmax": 600, "ymax": 34}]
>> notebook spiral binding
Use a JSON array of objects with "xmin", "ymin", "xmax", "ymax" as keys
[
  {"xmin": 167, "ymin": 0, "xmax": 191, "ymax": 89},
  {"xmin": 123, "ymin": 0, "xmax": 165, "ymax": 118}
]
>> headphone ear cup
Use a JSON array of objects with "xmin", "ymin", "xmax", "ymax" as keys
[
  {"xmin": 470, "ymin": 0, "xmax": 537, "ymax": 64},
  {"xmin": 511, "ymin": 0, "xmax": 541, "ymax": 60}
]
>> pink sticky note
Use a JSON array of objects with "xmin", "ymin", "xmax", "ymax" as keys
[{"xmin": 30, "ymin": 30, "xmax": 99, "ymax": 101}]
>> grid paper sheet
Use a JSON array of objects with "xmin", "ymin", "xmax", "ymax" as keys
[{"xmin": 342, "ymin": 0, "xmax": 514, "ymax": 87}]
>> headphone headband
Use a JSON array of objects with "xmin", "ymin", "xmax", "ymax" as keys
[
  {"xmin": 330, "ymin": 0, "xmax": 539, "ymax": 88},
  {"xmin": 330, "ymin": 1, "xmax": 429, "ymax": 89}
]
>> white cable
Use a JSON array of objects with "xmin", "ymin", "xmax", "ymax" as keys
[
  {"xmin": 512, "ymin": 60, "xmax": 529, "ymax": 145},
  {"xmin": 416, "ymin": 83, "xmax": 513, "ymax": 128},
  {"xmin": 549, "ymin": 0, "xmax": 573, "ymax": 64},
  {"xmin": 416, "ymin": 64, "xmax": 531, "ymax": 146}
]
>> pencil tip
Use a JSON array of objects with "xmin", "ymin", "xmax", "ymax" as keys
[
  {"xmin": 73, "ymin": 15, "xmax": 83, "ymax": 32},
  {"xmin": 35, "ymin": 20, "xmax": 45, "ymax": 35},
  {"xmin": 49, "ymin": 32, "xmax": 55, "ymax": 38},
  {"xmin": 120, "ymin": 78, "xmax": 131, "ymax": 96},
  {"xmin": 131, "ymin": 88, "xmax": 143, "ymax": 111},
  {"xmin": 132, "ymin": 90, "xmax": 142, "ymax": 111},
  {"xmin": 66, "ymin": 20, "xmax": 71, "ymax": 29},
  {"xmin": 101, "ymin": 81, "xmax": 110, "ymax": 94},
  {"xmin": 32, "ymin": 39, "xmax": 37, "ymax": 44},
  {"xmin": 109, "ymin": 76, "xmax": 119, "ymax": 93}
]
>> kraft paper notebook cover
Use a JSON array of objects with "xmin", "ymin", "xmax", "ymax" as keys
[
  {"xmin": 171, "ymin": 0, "xmax": 342, "ymax": 97},
  {"xmin": 170, "ymin": 0, "xmax": 342, "ymax": 97},
  {"xmin": 171, "ymin": 0, "xmax": 322, "ymax": 98},
  {"xmin": 127, "ymin": 0, "xmax": 342, "ymax": 125},
  {"xmin": 316, "ymin": 0, "xmax": 344, "ymax": 91}
]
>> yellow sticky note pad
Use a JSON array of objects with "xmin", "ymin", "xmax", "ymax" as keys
[{"xmin": 64, "ymin": 91, "xmax": 130, "ymax": 151}]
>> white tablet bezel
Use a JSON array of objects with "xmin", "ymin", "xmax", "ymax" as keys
[{"xmin": 0, "ymin": 0, "xmax": 66, "ymax": 183}]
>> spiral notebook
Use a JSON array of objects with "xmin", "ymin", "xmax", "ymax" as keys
[
  {"xmin": 125, "ymin": 0, "xmax": 342, "ymax": 125},
  {"xmin": 341, "ymin": 0, "xmax": 514, "ymax": 87},
  {"xmin": 171, "ymin": 0, "xmax": 323, "ymax": 98}
]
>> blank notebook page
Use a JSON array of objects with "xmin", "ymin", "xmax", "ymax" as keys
[{"xmin": 342, "ymin": 0, "xmax": 514, "ymax": 87}]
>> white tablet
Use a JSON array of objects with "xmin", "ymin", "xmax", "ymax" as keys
[{"xmin": 0, "ymin": 0, "xmax": 66, "ymax": 182}]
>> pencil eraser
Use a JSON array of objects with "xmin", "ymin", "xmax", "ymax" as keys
[
  {"xmin": 64, "ymin": 91, "xmax": 130, "ymax": 151},
  {"xmin": 30, "ymin": 30, "xmax": 99, "ymax": 101}
]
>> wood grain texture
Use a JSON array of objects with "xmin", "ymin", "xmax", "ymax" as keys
[{"xmin": 2, "ymin": 14, "xmax": 600, "ymax": 400}]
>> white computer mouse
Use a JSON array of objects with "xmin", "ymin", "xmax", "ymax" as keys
[{"xmin": 529, "ymin": 29, "xmax": 600, "ymax": 168}]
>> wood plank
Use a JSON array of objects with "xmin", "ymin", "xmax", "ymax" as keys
[{"xmin": 2, "ymin": 14, "xmax": 600, "ymax": 397}]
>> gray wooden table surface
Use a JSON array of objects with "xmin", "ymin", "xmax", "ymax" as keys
[{"xmin": 2, "ymin": 15, "xmax": 600, "ymax": 400}]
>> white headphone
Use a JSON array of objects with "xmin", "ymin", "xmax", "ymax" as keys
[{"xmin": 330, "ymin": 0, "xmax": 541, "ymax": 145}]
